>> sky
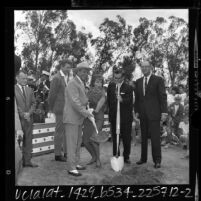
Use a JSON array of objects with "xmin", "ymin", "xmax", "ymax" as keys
[
  {"xmin": 15, "ymin": 9, "xmax": 188, "ymax": 38},
  {"xmin": 14, "ymin": 9, "xmax": 188, "ymax": 80},
  {"xmin": 67, "ymin": 9, "xmax": 188, "ymax": 37}
]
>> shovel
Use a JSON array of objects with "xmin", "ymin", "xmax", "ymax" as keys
[
  {"xmin": 110, "ymin": 85, "xmax": 124, "ymax": 172},
  {"xmin": 88, "ymin": 112, "xmax": 110, "ymax": 143}
]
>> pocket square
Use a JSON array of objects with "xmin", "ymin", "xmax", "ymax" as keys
[{"xmin": 120, "ymin": 92, "xmax": 125, "ymax": 95}]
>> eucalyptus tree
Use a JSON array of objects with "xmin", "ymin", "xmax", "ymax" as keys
[
  {"xmin": 131, "ymin": 16, "xmax": 188, "ymax": 86},
  {"xmin": 91, "ymin": 15, "xmax": 132, "ymax": 74},
  {"xmin": 15, "ymin": 10, "xmax": 91, "ymax": 75}
]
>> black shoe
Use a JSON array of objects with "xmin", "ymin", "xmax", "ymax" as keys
[
  {"xmin": 76, "ymin": 165, "xmax": 86, "ymax": 170},
  {"xmin": 68, "ymin": 170, "xmax": 82, "ymax": 176},
  {"xmin": 154, "ymin": 163, "xmax": 161, "ymax": 168},
  {"xmin": 64, "ymin": 153, "xmax": 67, "ymax": 159},
  {"xmin": 136, "ymin": 160, "xmax": 146, "ymax": 165},
  {"xmin": 23, "ymin": 162, "xmax": 38, "ymax": 168},
  {"xmin": 55, "ymin": 155, "xmax": 66, "ymax": 162},
  {"xmin": 124, "ymin": 159, "xmax": 131, "ymax": 164}
]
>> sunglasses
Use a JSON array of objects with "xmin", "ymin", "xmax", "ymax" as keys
[{"xmin": 114, "ymin": 77, "xmax": 123, "ymax": 80}]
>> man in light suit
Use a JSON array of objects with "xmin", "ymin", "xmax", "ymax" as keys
[
  {"xmin": 134, "ymin": 60, "xmax": 167, "ymax": 168},
  {"xmin": 63, "ymin": 62, "xmax": 93, "ymax": 176},
  {"xmin": 15, "ymin": 70, "xmax": 37, "ymax": 167},
  {"xmin": 48, "ymin": 59, "xmax": 72, "ymax": 162}
]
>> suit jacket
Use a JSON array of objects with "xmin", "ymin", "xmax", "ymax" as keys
[
  {"xmin": 48, "ymin": 71, "xmax": 66, "ymax": 115},
  {"xmin": 134, "ymin": 74, "xmax": 167, "ymax": 121},
  {"xmin": 169, "ymin": 102, "xmax": 184, "ymax": 123},
  {"xmin": 107, "ymin": 81, "xmax": 133, "ymax": 123},
  {"xmin": 15, "ymin": 98, "xmax": 22, "ymax": 131},
  {"xmin": 63, "ymin": 76, "xmax": 89, "ymax": 125},
  {"xmin": 15, "ymin": 84, "xmax": 36, "ymax": 121}
]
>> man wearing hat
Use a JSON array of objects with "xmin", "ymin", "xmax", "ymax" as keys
[
  {"xmin": 63, "ymin": 62, "xmax": 94, "ymax": 176},
  {"xmin": 48, "ymin": 59, "xmax": 73, "ymax": 162},
  {"xmin": 169, "ymin": 94, "xmax": 184, "ymax": 139},
  {"xmin": 134, "ymin": 60, "xmax": 168, "ymax": 168}
]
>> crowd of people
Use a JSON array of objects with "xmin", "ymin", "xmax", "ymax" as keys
[
  {"xmin": 160, "ymin": 84, "xmax": 189, "ymax": 157},
  {"xmin": 15, "ymin": 54, "xmax": 189, "ymax": 177}
]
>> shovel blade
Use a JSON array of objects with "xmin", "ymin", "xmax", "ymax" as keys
[{"xmin": 110, "ymin": 156, "xmax": 124, "ymax": 172}]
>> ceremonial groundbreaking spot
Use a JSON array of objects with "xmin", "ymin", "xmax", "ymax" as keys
[{"xmin": 17, "ymin": 141, "xmax": 188, "ymax": 186}]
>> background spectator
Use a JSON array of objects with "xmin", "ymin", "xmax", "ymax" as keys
[
  {"xmin": 168, "ymin": 95, "xmax": 184, "ymax": 139},
  {"xmin": 167, "ymin": 86, "xmax": 179, "ymax": 106},
  {"xmin": 178, "ymin": 84, "xmax": 187, "ymax": 106},
  {"xmin": 178, "ymin": 114, "xmax": 189, "ymax": 158}
]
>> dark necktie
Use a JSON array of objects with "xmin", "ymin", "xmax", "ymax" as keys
[
  {"xmin": 145, "ymin": 77, "xmax": 148, "ymax": 95},
  {"xmin": 22, "ymin": 86, "xmax": 26, "ymax": 100}
]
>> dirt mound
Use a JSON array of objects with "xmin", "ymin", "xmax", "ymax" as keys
[{"xmin": 101, "ymin": 166, "xmax": 164, "ymax": 185}]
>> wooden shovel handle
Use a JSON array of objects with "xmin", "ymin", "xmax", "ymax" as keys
[
  {"xmin": 88, "ymin": 116, "xmax": 99, "ymax": 134},
  {"xmin": 116, "ymin": 85, "xmax": 120, "ymax": 155}
]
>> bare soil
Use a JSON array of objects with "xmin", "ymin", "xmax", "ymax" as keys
[{"xmin": 17, "ymin": 141, "xmax": 189, "ymax": 185}]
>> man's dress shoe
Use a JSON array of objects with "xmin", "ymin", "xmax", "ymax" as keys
[
  {"xmin": 136, "ymin": 160, "xmax": 146, "ymax": 165},
  {"xmin": 154, "ymin": 163, "xmax": 161, "ymax": 168},
  {"xmin": 68, "ymin": 170, "xmax": 82, "ymax": 177},
  {"xmin": 124, "ymin": 159, "xmax": 131, "ymax": 164},
  {"xmin": 76, "ymin": 165, "xmax": 86, "ymax": 170},
  {"xmin": 55, "ymin": 155, "xmax": 66, "ymax": 162}
]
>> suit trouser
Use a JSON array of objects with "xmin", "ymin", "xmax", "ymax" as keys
[
  {"xmin": 54, "ymin": 114, "xmax": 67, "ymax": 156},
  {"xmin": 21, "ymin": 119, "xmax": 33, "ymax": 165},
  {"xmin": 65, "ymin": 123, "xmax": 82, "ymax": 170},
  {"xmin": 111, "ymin": 120, "xmax": 132, "ymax": 160},
  {"xmin": 172, "ymin": 121, "xmax": 180, "ymax": 138},
  {"xmin": 140, "ymin": 116, "xmax": 161, "ymax": 164},
  {"xmin": 15, "ymin": 133, "xmax": 22, "ymax": 180}
]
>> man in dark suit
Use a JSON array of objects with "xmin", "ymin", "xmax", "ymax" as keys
[
  {"xmin": 15, "ymin": 70, "xmax": 38, "ymax": 167},
  {"xmin": 48, "ymin": 59, "xmax": 72, "ymax": 162},
  {"xmin": 107, "ymin": 68, "xmax": 133, "ymax": 164},
  {"xmin": 134, "ymin": 60, "xmax": 167, "ymax": 168}
]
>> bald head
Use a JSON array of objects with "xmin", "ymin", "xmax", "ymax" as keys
[{"xmin": 140, "ymin": 60, "xmax": 153, "ymax": 77}]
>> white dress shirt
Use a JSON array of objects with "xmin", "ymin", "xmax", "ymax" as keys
[
  {"xmin": 116, "ymin": 81, "xmax": 124, "ymax": 95},
  {"xmin": 17, "ymin": 83, "xmax": 27, "ymax": 96},
  {"xmin": 174, "ymin": 104, "xmax": 179, "ymax": 115},
  {"xmin": 60, "ymin": 70, "xmax": 68, "ymax": 86},
  {"xmin": 143, "ymin": 73, "xmax": 152, "ymax": 96}
]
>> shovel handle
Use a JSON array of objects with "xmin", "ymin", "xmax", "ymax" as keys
[
  {"xmin": 116, "ymin": 85, "xmax": 121, "ymax": 156},
  {"xmin": 88, "ymin": 116, "xmax": 99, "ymax": 134}
]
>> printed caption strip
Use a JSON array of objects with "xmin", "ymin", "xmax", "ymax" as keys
[{"xmin": 32, "ymin": 115, "xmax": 111, "ymax": 156}]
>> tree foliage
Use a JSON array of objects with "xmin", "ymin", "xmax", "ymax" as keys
[
  {"xmin": 15, "ymin": 11, "xmax": 188, "ymax": 87},
  {"xmin": 15, "ymin": 10, "xmax": 90, "ymax": 75},
  {"xmin": 131, "ymin": 16, "xmax": 188, "ymax": 86},
  {"xmin": 91, "ymin": 15, "xmax": 133, "ymax": 74}
]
